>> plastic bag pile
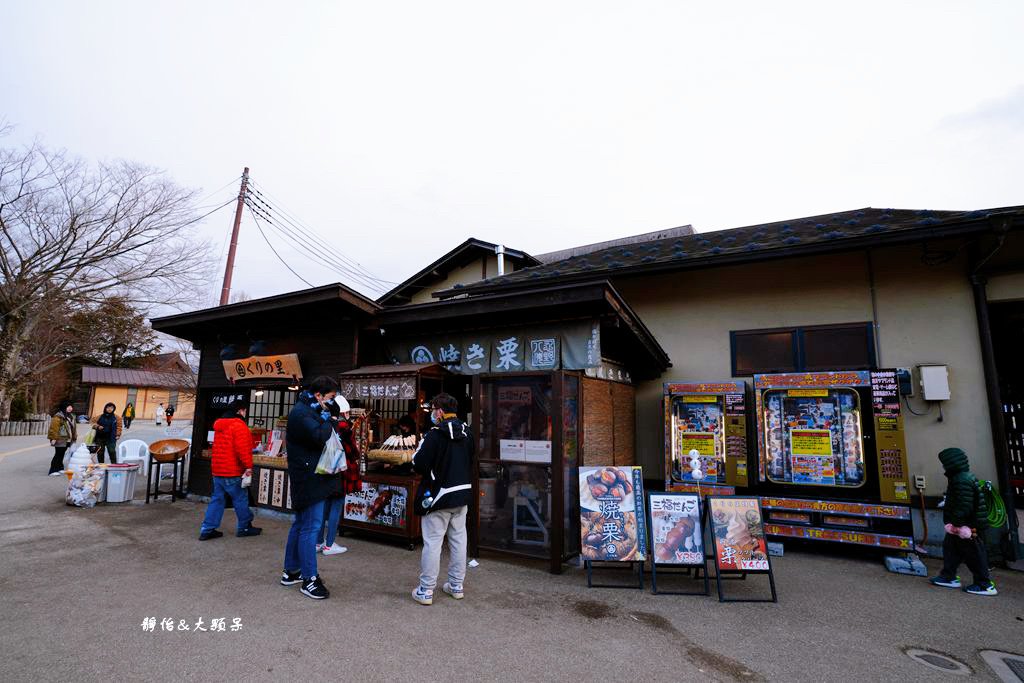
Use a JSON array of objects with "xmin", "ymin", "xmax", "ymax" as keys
[{"xmin": 66, "ymin": 464, "xmax": 105, "ymax": 507}]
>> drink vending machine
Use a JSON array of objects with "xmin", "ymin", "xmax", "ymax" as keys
[
  {"xmin": 753, "ymin": 370, "xmax": 914, "ymax": 550},
  {"xmin": 663, "ymin": 382, "xmax": 749, "ymax": 496}
]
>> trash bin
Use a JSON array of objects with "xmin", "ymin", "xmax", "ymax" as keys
[{"xmin": 104, "ymin": 463, "xmax": 140, "ymax": 503}]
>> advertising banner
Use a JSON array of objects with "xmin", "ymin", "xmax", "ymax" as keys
[
  {"xmin": 709, "ymin": 496, "xmax": 770, "ymax": 571},
  {"xmin": 343, "ymin": 482, "xmax": 408, "ymax": 529},
  {"xmin": 649, "ymin": 493, "xmax": 703, "ymax": 565},
  {"xmin": 579, "ymin": 466, "xmax": 646, "ymax": 562}
]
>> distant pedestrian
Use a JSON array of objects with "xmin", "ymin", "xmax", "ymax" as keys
[
  {"xmin": 928, "ymin": 447, "xmax": 996, "ymax": 596},
  {"xmin": 199, "ymin": 399, "xmax": 261, "ymax": 540},
  {"xmin": 154, "ymin": 403, "xmax": 164, "ymax": 426},
  {"xmin": 92, "ymin": 402, "xmax": 122, "ymax": 464},
  {"xmin": 122, "ymin": 402, "xmax": 135, "ymax": 429},
  {"xmin": 280, "ymin": 376, "xmax": 339, "ymax": 600},
  {"xmin": 46, "ymin": 401, "xmax": 77, "ymax": 475},
  {"xmin": 410, "ymin": 393, "xmax": 473, "ymax": 606},
  {"xmin": 165, "ymin": 403, "xmax": 175, "ymax": 426}
]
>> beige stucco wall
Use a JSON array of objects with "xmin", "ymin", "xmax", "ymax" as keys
[
  {"xmin": 616, "ymin": 244, "xmax": 999, "ymax": 497},
  {"xmin": 987, "ymin": 272, "xmax": 1024, "ymax": 302},
  {"xmin": 89, "ymin": 386, "xmax": 195, "ymax": 422},
  {"xmin": 410, "ymin": 254, "xmax": 513, "ymax": 305}
]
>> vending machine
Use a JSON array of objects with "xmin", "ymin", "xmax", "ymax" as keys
[
  {"xmin": 664, "ymin": 382, "xmax": 750, "ymax": 496},
  {"xmin": 753, "ymin": 370, "xmax": 914, "ymax": 550}
]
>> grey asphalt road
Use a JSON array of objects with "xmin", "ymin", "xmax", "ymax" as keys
[{"xmin": 1, "ymin": 433, "xmax": 1021, "ymax": 682}]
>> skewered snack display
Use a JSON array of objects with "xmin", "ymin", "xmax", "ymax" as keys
[{"xmin": 368, "ymin": 434, "xmax": 419, "ymax": 465}]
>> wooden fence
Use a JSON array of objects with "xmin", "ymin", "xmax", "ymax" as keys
[{"xmin": 0, "ymin": 421, "xmax": 47, "ymax": 437}]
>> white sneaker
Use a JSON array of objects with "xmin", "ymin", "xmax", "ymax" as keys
[
  {"xmin": 48, "ymin": 471, "xmax": 64, "ymax": 477},
  {"xmin": 411, "ymin": 586, "xmax": 433, "ymax": 605},
  {"xmin": 442, "ymin": 581, "xmax": 464, "ymax": 599},
  {"xmin": 322, "ymin": 543, "xmax": 348, "ymax": 555},
  {"xmin": 315, "ymin": 543, "xmax": 324, "ymax": 552}
]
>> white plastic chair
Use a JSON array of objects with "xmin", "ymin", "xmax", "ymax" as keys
[{"xmin": 118, "ymin": 439, "xmax": 150, "ymax": 476}]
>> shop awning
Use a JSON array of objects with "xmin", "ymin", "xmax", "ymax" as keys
[{"xmin": 338, "ymin": 363, "xmax": 449, "ymax": 400}]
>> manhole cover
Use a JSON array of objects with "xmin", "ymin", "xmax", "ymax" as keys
[
  {"xmin": 980, "ymin": 650, "xmax": 1024, "ymax": 682},
  {"xmin": 905, "ymin": 649, "xmax": 971, "ymax": 675}
]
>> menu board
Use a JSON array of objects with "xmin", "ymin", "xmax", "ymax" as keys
[
  {"xmin": 579, "ymin": 466, "xmax": 647, "ymax": 562},
  {"xmin": 649, "ymin": 493, "xmax": 704, "ymax": 565},
  {"xmin": 344, "ymin": 482, "xmax": 408, "ymax": 529},
  {"xmin": 709, "ymin": 497, "xmax": 770, "ymax": 571}
]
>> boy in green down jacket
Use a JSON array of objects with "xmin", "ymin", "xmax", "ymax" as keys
[{"xmin": 928, "ymin": 447, "xmax": 996, "ymax": 596}]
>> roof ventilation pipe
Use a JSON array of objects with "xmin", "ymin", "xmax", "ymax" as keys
[{"xmin": 495, "ymin": 244, "xmax": 506, "ymax": 276}]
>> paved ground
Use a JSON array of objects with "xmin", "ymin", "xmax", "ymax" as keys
[{"xmin": 1, "ymin": 431, "xmax": 1022, "ymax": 682}]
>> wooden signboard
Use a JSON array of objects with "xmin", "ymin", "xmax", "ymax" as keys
[{"xmin": 222, "ymin": 354, "xmax": 303, "ymax": 382}]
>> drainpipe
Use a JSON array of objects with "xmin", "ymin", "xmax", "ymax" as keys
[
  {"xmin": 970, "ymin": 228, "xmax": 1019, "ymax": 560},
  {"xmin": 495, "ymin": 245, "xmax": 506, "ymax": 276}
]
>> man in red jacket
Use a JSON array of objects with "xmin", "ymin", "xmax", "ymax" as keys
[{"xmin": 199, "ymin": 400, "xmax": 262, "ymax": 540}]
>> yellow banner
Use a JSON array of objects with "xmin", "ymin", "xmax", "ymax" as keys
[
  {"xmin": 790, "ymin": 429, "xmax": 832, "ymax": 456},
  {"xmin": 682, "ymin": 395, "xmax": 718, "ymax": 403},
  {"xmin": 679, "ymin": 432, "xmax": 716, "ymax": 457},
  {"xmin": 788, "ymin": 389, "xmax": 829, "ymax": 397}
]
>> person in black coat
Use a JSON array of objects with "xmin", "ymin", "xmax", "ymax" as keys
[
  {"xmin": 280, "ymin": 376, "xmax": 339, "ymax": 600},
  {"xmin": 410, "ymin": 393, "xmax": 474, "ymax": 605}
]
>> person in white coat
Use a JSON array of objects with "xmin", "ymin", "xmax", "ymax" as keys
[{"xmin": 154, "ymin": 403, "xmax": 164, "ymax": 425}]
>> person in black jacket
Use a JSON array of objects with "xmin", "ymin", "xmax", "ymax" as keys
[
  {"xmin": 280, "ymin": 376, "xmax": 339, "ymax": 600},
  {"xmin": 410, "ymin": 393, "xmax": 473, "ymax": 605}
]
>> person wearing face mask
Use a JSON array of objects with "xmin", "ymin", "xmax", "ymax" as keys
[
  {"xmin": 47, "ymin": 400, "xmax": 78, "ymax": 475},
  {"xmin": 280, "ymin": 375, "xmax": 341, "ymax": 600},
  {"xmin": 92, "ymin": 402, "xmax": 122, "ymax": 464},
  {"xmin": 410, "ymin": 393, "xmax": 474, "ymax": 605}
]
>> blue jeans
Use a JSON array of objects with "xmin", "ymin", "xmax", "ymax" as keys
[
  {"xmin": 284, "ymin": 500, "xmax": 325, "ymax": 579},
  {"xmin": 319, "ymin": 497, "xmax": 344, "ymax": 547},
  {"xmin": 200, "ymin": 477, "xmax": 254, "ymax": 533}
]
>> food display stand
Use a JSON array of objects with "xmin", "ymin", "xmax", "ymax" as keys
[
  {"xmin": 664, "ymin": 381, "xmax": 750, "ymax": 496},
  {"xmin": 337, "ymin": 363, "xmax": 453, "ymax": 548},
  {"xmin": 753, "ymin": 370, "xmax": 914, "ymax": 550}
]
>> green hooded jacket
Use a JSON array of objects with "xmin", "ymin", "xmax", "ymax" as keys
[{"xmin": 938, "ymin": 447, "xmax": 988, "ymax": 531}]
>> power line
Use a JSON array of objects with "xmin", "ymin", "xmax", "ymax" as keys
[
  {"xmin": 245, "ymin": 198, "xmax": 388, "ymax": 293},
  {"xmin": 243, "ymin": 193, "xmax": 393, "ymax": 292},
  {"xmin": 246, "ymin": 180, "xmax": 397, "ymax": 286},
  {"xmin": 246, "ymin": 184, "xmax": 393, "ymax": 287},
  {"xmin": 244, "ymin": 204, "xmax": 314, "ymax": 288}
]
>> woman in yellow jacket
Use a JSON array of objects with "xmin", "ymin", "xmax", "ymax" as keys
[{"xmin": 47, "ymin": 401, "xmax": 78, "ymax": 475}]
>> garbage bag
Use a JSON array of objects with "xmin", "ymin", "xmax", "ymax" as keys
[{"xmin": 66, "ymin": 465, "xmax": 105, "ymax": 507}]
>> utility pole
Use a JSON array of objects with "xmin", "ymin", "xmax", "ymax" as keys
[{"xmin": 219, "ymin": 167, "xmax": 250, "ymax": 306}]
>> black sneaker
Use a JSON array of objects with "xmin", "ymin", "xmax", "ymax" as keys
[
  {"xmin": 237, "ymin": 523, "xmax": 262, "ymax": 537},
  {"xmin": 198, "ymin": 529, "xmax": 224, "ymax": 541},
  {"xmin": 964, "ymin": 582, "xmax": 997, "ymax": 596},
  {"xmin": 301, "ymin": 575, "xmax": 329, "ymax": 600},
  {"xmin": 280, "ymin": 569, "xmax": 302, "ymax": 586}
]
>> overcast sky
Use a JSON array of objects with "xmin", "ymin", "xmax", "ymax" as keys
[{"xmin": 4, "ymin": 1, "xmax": 1023, "ymax": 304}]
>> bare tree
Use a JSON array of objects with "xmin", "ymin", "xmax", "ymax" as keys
[{"xmin": 0, "ymin": 142, "xmax": 216, "ymax": 418}]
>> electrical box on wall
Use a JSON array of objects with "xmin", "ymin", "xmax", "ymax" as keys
[{"xmin": 917, "ymin": 364, "xmax": 950, "ymax": 401}]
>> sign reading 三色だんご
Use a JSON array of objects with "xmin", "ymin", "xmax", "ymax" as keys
[
  {"xmin": 709, "ymin": 496, "xmax": 770, "ymax": 572},
  {"xmin": 649, "ymin": 492, "xmax": 704, "ymax": 565},
  {"xmin": 579, "ymin": 466, "xmax": 646, "ymax": 562},
  {"xmin": 222, "ymin": 354, "xmax": 302, "ymax": 382}
]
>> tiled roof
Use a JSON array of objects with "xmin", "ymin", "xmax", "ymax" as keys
[
  {"xmin": 439, "ymin": 206, "xmax": 1022, "ymax": 297},
  {"xmin": 81, "ymin": 366, "xmax": 193, "ymax": 388}
]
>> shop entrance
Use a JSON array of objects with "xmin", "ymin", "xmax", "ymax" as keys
[
  {"xmin": 474, "ymin": 372, "xmax": 580, "ymax": 572},
  {"xmin": 991, "ymin": 301, "xmax": 1024, "ymax": 518}
]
